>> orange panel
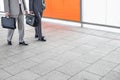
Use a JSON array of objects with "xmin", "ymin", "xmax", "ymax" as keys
[
  {"xmin": 63, "ymin": 0, "xmax": 80, "ymax": 21},
  {"xmin": 43, "ymin": 0, "xmax": 53, "ymax": 17},
  {"xmin": 51, "ymin": 0, "xmax": 64, "ymax": 19},
  {"xmin": 43, "ymin": 0, "xmax": 80, "ymax": 22}
]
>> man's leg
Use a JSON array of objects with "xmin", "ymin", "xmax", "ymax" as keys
[
  {"xmin": 34, "ymin": 12, "xmax": 46, "ymax": 41},
  {"xmin": 35, "ymin": 12, "xmax": 42, "ymax": 39},
  {"xmin": 7, "ymin": 29, "xmax": 15, "ymax": 42},
  {"xmin": 35, "ymin": 26, "xmax": 39, "ymax": 38},
  {"xmin": 7, "ymin": 16, "xmax": 17, "ymax": 42},
  {"xmin": 18, "ymin": 13, "xmax": 24, "ymax": 43},
  {"xmin": 37, "ymin": 18, "xmax": 42, "ymax": 39},
  {"xmin": 18, "ymin": 14, "xmax": 28, "ymax": 45}
]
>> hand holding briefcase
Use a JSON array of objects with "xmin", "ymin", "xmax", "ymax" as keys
[{"xmin": 26, "ymin": 14, "xmax": 39, "ymax": 27}]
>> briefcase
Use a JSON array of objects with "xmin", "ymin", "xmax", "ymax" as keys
[
  {"xmin": 26, "ymin": 14, "xmax": 38, "ymax": 27},
  {"xmin": 1, "ymin": 17, "xmax": 16, "ymax": 29}
]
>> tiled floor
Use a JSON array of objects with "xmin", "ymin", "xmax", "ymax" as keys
[{"xmin": 0, "ymin": 18, "xmax": 120, "ymax": 80}]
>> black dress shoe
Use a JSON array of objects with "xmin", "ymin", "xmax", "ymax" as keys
[
  {"xmin": 35, "ymin": 35, "xmax": 38, "ymax": 38},
  {"xmin": 8, "ymin": 41, "xmax": 12, "ymax": 45},
  {"xmin": 19, "ymin": 41, "xmax": 28, "ymax": 45},
  {"xmin": 38, "ymin": 37, "xmax": 46, "ymax": 42}
]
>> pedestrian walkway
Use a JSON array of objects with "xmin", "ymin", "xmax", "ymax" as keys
[{"xmin": 0, "ymin": 19, "xmax": 120, "ymax": 80}]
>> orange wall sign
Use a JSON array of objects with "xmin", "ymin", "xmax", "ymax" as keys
[{"xmin": 43, "ymin": 0, "xmax": 80, "ymax": 22}]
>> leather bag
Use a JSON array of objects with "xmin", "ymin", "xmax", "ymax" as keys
[
  {"xmin": 1, "ymin": 17, "xmax": 16, "ymax": 29},
  {"xmin": 26, "ymin": 14, "xmax": 38, "ymax": 27}
]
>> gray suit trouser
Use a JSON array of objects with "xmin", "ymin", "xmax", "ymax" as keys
[
  {"xmin": 7, "ymin": 6, "xmax": 24, "ymax": 42},
  {"xmin": 34, "ymin": 12, "xmax": 43, "ymax": 39}
]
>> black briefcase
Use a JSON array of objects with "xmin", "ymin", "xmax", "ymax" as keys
[
  {"xmin": 1, "ymin": 17, "xmax": 16, "ymax": 29},
  {"xmin": 26, "ymin": 14, "xmax": 38, "ymax": 27}
]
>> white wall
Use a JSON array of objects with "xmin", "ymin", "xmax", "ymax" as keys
[
  {"xmin": 107, "ymin": 0, "xmax": 120, "ymax": 27},
  {"xmin": 0, "ymin": 0, "xmax": 4, "ymax": 12},
  {"xmin": 83, "ymin": 0, "xmax": 106, "ymax": 24},
  {"xmin": 83, "ymin": 0, "xmax": 120, "ymax": 27}
]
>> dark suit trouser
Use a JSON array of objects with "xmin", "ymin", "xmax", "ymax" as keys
[{"xmin": 34, "ymin": 12, "xmax": 43, "ymax": 39}]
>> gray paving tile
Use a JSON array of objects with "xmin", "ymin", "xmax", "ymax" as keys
[
  {"xmin": 113, "ymin": 64, "xmax": 120, "ymax": 73},
  {"xmin": 103, "ymin": 32, "xmax": 120, "ymax": 40},
  {"xmin": 7, "ymin": 52, "xmax": 36, "ymax": 63},
  {"xmin": 36, "ymin": 77, "xmax": 46, "ymax": 80},
  {"xmin": 0, "ymin": 50, "xmax": 15, "ymax": 58},
  {"xmin": 0, "ymin": 59, "xmax": 14, "ymax": 69},
  {"xmin": 47, "ymin": 45, "xmax": 75, "ymax": 54},
  {"xmin": 0, "ymin": 69, "xmax": 11, "ymax": 80},
  {"xmin": 88, "ymin": 49, "xmax": 109, "ymax": 56},
  {"xmin": 95, "ymin": 44, "xmax": 117, "ymax": 53},
  {"xmin": 52, "ymin": 52, "xmax": 81, "ymax": 64},
  {"xmin": 5, "ymin": 70, "xmax": 40, "ymax": 80},
  {"xmin": 74, "ymin": 52, "xmax": 103, "ymax": 64},
  {"xmin": 30, "ymin": 60, "xmax": 62, "ymax": 76},
  {"xmin": 106, "ymin": 40, "xmax": 120, "ymax": 47},
  {"xmin": 115, "ymin": 47, "xmax": 120, "ymax": 53},
  {"xmin": 28, "ymin": 45, "xmax": 54, "ymax": 54},
  {"xmin": 86, "ymin": 60, "xmax": 117, "ymax": 76},
  {"xmin": 57, "ymin": 60, "xmax": 89, "ymax": 76},
  {"xmin": 46, "ymin": 40, "xmax": 70, "ymax": 47},
  {"xmin": 42, "ymin": 71, "xmax": 70, "ymax": 80},
  {"xmin": 4, "ymin": 59, "xmax": 38, "ymax": 75},
  {"xmin": 69, "ymin": 71, "xmax": 101, "ymax": 80},
  {"xmin": 29, "ymin": 52, "xmax": 59, "ymax": 64},
  {"xmin": 101, "ymin": 71, "xmax": 120, "ymax": 80},
  {"xmin": 85, "ymin": 36, "xmax": 110, "ymax": 47},
  {"xmin": 103, "ymin": 51, "xmax": 120, "ymax": 63},
  {"xmin": 69, "ymin": 45, "xmax": 96, "ymax": 55}
]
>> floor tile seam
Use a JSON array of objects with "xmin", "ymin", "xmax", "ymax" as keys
[
  {"xmin": 100, "ymin": 46, "xmax": 120, "ymax": 62},
  {"xmin": 28, "ymin": 54, "xmax": 63, "ymax": 65},
  {"xmin": 68, "ymin": 61, "xmax": 100, "ymax": 77},
  {"xmin": 85, "ymin": 59, "xmax": 119, "ymax": 79},
  {"xmin": 3, "ymin": 69, "xmax": 41, "ymax": 80},
  {"xmin": 85, "ymin": 70, "xmax": 103, "ymax": 77},
  {"xmin": 100, "ymin": 63, "xmax": 120, "ymax": 80},
  {"xmin": 66, "ymin": 68, "xmax": 102, "ymax": 80},
  {"xmin": 3, "ymin": 63, "xmax": 41, "ymax": 78},
  {"xmin": 0, "ymin": 58, "xmax": 15, "ymax": 69},
  {"xmin": 2, "ymin": 68, "xmax": 14, "ymax": 76},
  {"xmin": 2, "ymin": 57, "xmax": 41, "ymax": 73},
  {"xmin": 6, "ymin": 44, "xmax": 50, "ymax": 59},
  {"xmin": 27, "ymin": 59, "xmax": 63, "ymax": 73},
  {"xmin": 54, "ymin": 59, "xmax": 91, "ymax": 76},
  {"xmin": 50, "ymin": 54, "xmax": 86, "ymax": 68},
  {"xmin": 76, "ymin": 54, "xmax": 116, "ymax": 76},
  {"xmin": 92, "ymin": 46, "xmax": 119, "ymax": 63},
  {"xmin": 55, "ymin": 70, "xmax": 72, "ymax": 77},
  {"xmin": 27, "ymin": 62, "xmax": 64, "ymax": 77}
]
